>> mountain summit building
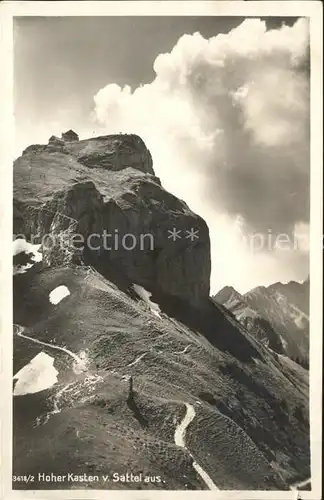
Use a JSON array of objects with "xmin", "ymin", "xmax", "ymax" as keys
[{"xmin": 61, "ymin": 129, "xmax": 79, "ymax": 142}]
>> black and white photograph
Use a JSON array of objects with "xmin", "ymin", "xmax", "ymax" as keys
[{"xmin": 0, "ymin": 1, "xmax": 322, "ymax": 498}]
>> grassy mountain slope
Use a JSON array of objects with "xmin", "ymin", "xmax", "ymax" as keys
[{"xmin": 13, "ymin": 264, "xmax": 309, "ymax": 490}]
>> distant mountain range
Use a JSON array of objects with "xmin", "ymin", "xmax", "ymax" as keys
[{"xmin": 214, "ymin": 279, "xmax": 309, "ymax": 368}]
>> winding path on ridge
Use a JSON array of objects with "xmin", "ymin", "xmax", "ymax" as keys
[
  {"xmin": 14, "ymin": 324, "xmax": 83, "ymax": 364},
  {"xmin": 174, "ymin": 402, "xmax": 219, "ymax": 490},
  {"xmin": 290, "ymin": 477, "xmax": 311, "ymax": 491}
]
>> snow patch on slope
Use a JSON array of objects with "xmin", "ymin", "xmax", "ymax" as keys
[
  {"xmin": 13, "ymin": 239, "xmax": 42, "ymax": 275},
  {"xmin": 133, "ymin": 284, "xmax": 162, "ymax": 319},
  {"xmin": 280, "ymin": 335, "xmax": 288, "ymax": 350},
  {"xmin": 49, "ymin": 285, "xmax": 70, "ymax": 305},
  {"xmin": 13, "ymin": 352, "xmax": 59, "ymax": 395}
]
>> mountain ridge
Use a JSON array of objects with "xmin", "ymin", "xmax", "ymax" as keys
[{"xmin": 214, "ymin": 279, "xmax": 309, "ymax": 367}]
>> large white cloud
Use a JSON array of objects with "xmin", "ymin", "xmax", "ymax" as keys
[{"xmin": 93, "ymin": 18, "xmax": 310, "ymax": 292}]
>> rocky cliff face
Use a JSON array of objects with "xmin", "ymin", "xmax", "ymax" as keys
[{"xmin": 14, "ymin": 133, "xmax": 210, "ymax": 305}]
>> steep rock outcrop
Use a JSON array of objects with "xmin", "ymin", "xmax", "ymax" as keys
[
  {"xmin": 65, "ymin": 134, "xmax": 154, "ymax": 174},
  {"xmin": 13, "ymin": 133, "xmax": 210, "ymax": 305}
]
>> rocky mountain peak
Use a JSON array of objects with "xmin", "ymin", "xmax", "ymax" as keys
[
  {"xmin": 22, "ymin": 131, "xmax": 155, "ymax": 176},
  {"xmin": 213, "ymin": 285, "xmax": 242, "ymax": 305},
  {"xmin": 14, "ymin": 132, "xmax": 211, "ymax": 305}
]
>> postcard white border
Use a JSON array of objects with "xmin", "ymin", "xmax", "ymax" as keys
[{"xmin": 0, "ymin": 2, "xmax": 322, "ymax": 500}]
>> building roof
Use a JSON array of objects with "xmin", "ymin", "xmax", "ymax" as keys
[{"xmin": 62, "ymin": 129, "xmax": 79, "ymax": 139}]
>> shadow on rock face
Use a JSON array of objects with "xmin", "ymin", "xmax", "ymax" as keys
[{"xmin": 134, "ymin": 283, "xmax": 262, "ymax": 364}]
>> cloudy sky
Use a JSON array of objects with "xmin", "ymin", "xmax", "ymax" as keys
[{"xmin": 14, "ymin": 16, "xmax": 310, "ymax": 293}]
